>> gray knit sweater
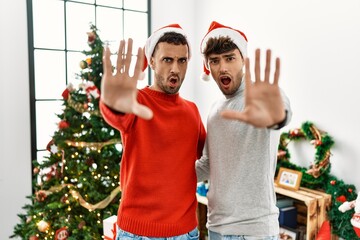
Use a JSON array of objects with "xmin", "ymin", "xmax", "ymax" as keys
[{"xmin": 196, "ymin": 82, "xmax": 292, "ymax": 236}]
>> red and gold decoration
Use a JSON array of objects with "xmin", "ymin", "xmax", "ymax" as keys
[
  {"xmin": 12, "ymin": 24, "xmax": 122, "ymax": 240},
  {"xmin": 276, "ymin": 121, "xmax": 359, "ymax": 239}
]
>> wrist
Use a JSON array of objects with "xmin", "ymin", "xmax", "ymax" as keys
[{"xmin": 267, "ymin": 110, "xmax": 288, "ymax": 130}]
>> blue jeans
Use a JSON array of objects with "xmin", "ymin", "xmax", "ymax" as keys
[
  {"xmin": 116, "ymin": 227, "xmax": 199, "ymax": 240},
  {"xmin": 209, "ymin": 230, "xmax": 279, "ymax": 240}
]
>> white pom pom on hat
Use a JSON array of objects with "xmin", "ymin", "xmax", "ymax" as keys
[
  {"xmin": 142, "ymin": 23, "xmax": 191, "ymax": 71},
  {"xmin": 200, "ymin": 21, "xmax": 248, "ymax": 81}
]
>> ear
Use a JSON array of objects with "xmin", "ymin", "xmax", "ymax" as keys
[{"xmin": 150, "ymin": 58, "xmax": 155, "ymax": 69}]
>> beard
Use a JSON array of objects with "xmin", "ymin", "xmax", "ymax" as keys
[{"xmin": 154, "ymin": 73, "xmax": 182, "ymax": 94}]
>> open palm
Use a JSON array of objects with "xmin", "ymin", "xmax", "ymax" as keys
[
  {"xmin": 100, "ymin": 38, "xmax": 153, "ymax": 120},
  {"xmin": 221, "ymin": 49, "xmax": 285, "ymax": 128}
]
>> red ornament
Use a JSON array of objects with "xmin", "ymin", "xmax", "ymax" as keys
[
  {"xmin": 78, "ymin": 220, "xmax": 86, "ymax": 229},
  {"xmin": 62, "ymin": 88, "xmax": 70, "ymax": 100},
  {"xmin": 336, "ymin": 195, "xmax": 347, "ymax": 203},
  {"xmin": 87, "ymin": 32, "xmax": 96, "ymax": 44},
  {"xmin": 58, "ymin": 120, "xmax": 70, "ymax": 129},
  {"xmin": 349, "ymin": 188, "xmax": 353, "ymax": 193},
  {"xmin": 29, "ymin": 236, "xmax": 39, "ymax": 240},
  {"xmin": 330, "ymin": 180, "xmax": 336, "ymax": 185},
  {"xmin": 36, "ymin": 190, "xmax": 47, "ymax": 202},
  {"xmin": 55, "ymin": 227, "xmax": 69, "ymax": 240}
]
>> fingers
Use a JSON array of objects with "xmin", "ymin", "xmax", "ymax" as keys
[
  {"xmin": 254, "ymin": 49, "xmax": 261, "ymax": 83},
  {"xmin": 244, "ymin": 57, "xmax": 251, "ymax": 91},
  {"xmin": 133, "ymin": 47, "xmax": 146, "ymax": 80},
  {"xmin": 103, "ymin": 45, "xmax": 113, "ymax": 75},
  {"xmin": 116, "ymin": 40, "xmax": 125, "ymax": 74},
  {"xmin": 273, "ymin": 57, "xmax": 280, "ymax": 85},
  {"xmin": 124, "ymin": 38, "xmax": 133, "ymax": 74},
  {"xmin": 264, "ymin": 49, "xmax": 271, "ymax": 83},
  {"xmin": 220, "ymin": 110, "xmax": 248, "ymax": 122},
  {"xmin": 252, "ymin": 49, "xmax": 280, "ymax": 85}
]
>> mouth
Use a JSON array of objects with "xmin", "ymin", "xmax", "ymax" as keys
[
  {"xmin": 169, "ymin": 76, "xmax": 179, "ymax": 87},
  {"xmin": 220, "ymin": 75, "xmax": 231, "ymax": 86}
]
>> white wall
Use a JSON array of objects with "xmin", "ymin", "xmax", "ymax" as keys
[
  {"xmin": 0, "ymin": 0, "xmax": 32, "ymax": 239},
  {"xmin": 1, "ymin": 0, "xmax": 360, "ymax": 239},
  {"xmin": 153, "ymin": 0, "xmax": 360, "ymax": 192}
]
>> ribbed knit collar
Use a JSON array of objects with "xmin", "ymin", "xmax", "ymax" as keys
[{"xmin": 143, "ymin": 86, "xmax": 180, "ymax": 102}]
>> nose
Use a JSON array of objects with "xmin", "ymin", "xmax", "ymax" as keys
[
  {"xmin": 170, "ymin": 62, "xmax": 180, "ymax": 74},
  {"xmin": 219, "ymin": 60, "xmax": 228, "ymax": 74}
]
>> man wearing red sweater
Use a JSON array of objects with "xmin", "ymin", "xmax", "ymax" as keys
[{"xmin": 100, "ymin": 24, "xmax": 206, "ymax": 239}]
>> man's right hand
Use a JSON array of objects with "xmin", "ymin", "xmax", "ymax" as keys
[{"xmin": 101, "ymin": 38, "xmax": 153, "ymax": 120}]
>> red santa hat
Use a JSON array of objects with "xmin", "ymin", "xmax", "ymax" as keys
[
  {"xmin": 143, "ymin": 23, "xmax": 191, "ymax": 71},
  {"xmin": 200, "ymin": 21, "xmax": 248, "ymax": 81}
]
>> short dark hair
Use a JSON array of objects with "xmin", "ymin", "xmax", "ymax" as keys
[
  {"xmin": 152, "ymin": 32, "xmax": 189, "ymax": 56},
  {"xmin": 202, "ymin": 36, "xmax": 242, "ymax": 59}
]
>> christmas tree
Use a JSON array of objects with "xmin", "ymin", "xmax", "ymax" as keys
[{"xmin": 12, "ymin": 25, "xmax": 122, "ymax": 240}]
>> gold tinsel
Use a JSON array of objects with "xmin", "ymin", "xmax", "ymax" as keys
[
  {"xmin": 65, "ymin": 139, "xmax": 121, "ymax": 151},
  {"xmin": 67, "ymin": 94, "xmax": 101, "ymax": 117}
]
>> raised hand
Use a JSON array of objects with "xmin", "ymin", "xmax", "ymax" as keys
[
  {"xmin": 221, "ymin": 49, "xmax": 285, "ymax": 128},
  {"xmin": 101, "ymin": 38, "xmax": 153, "ymax": 120}
]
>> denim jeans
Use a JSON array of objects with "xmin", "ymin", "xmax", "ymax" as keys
[
  {"xmin": 208, "ymin": 230, "xmax": 279, "ymax": 240},
  {"xmin": 116, "ymin": 227, "xmax": 199, "ymax": 240}
]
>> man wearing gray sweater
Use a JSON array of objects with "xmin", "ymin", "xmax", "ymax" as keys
[{"xmin": 196, "ymin": 21, "xmax": 292, "ymax": 240}]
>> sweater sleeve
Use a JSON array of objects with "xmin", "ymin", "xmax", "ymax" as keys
[
  {"xmin": 196, "ymin": 139, "xmax": 210, "ymax": 182},
  {"xmin": 280, "ymin": 88, "xmax": 293, "ymax": 128},
  {"xmin": 99, "ymin": 100, "xmax": 135, "ymax": 132}
]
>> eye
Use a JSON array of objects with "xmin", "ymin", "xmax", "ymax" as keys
[
  {"xmin": 227, "ymin": 56, "xmax": 235, "ymax": 62},
  {"xmin": 179, "ymin": 58, "xmax": 187, "ymax": 64},
  {"xmin": 209, "ymin": 59, "xmax": 219, "ymax": 65},
  {"xmin": 163, "ymin": 58, "xmax": 172, "ymax": 63}
]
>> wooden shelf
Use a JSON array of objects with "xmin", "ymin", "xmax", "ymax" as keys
[{"xmin": 196, "ymin": 185, "xmax": 337, "ymax": 240}]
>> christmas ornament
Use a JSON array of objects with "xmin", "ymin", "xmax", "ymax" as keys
[
  {"xmin": 29, "ymin": 236, "xmax": 39, "ymax": 240},
  {"xmin": 79, "ymin": 60, "xmax": 87, "ymax": 69},
  {"xmin": 58, "ymin": 120, "xmax": 70, "ymax": 129},
  {"xmin": 338, "ymin": 192, "xmax": 360, "ymax": 237},
  {"xmin": 78, "ymin": 220, "xmax": 86, "ymax": 229},
  {"xmin": 35, "ymin": 190, "xmax": 47, "ymax": 202},
  {"xmin": 55, "ymin": 227, "xmax": 69, "ymax": 240},
  {"xmin": 278, "ymin": 121, "xmax": 334, "ymax": 178},
  {"xmin": 87, "ymin": 31, "xmax": 96, "ymax": 44},
  {"xmin": 37, "ymin": 220, "xmax": 50, "ymax": 232}
]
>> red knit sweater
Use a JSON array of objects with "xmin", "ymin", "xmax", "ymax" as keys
[{"xmin": 100, "ymin": 87, "xmax": 206, "ymax": 237}]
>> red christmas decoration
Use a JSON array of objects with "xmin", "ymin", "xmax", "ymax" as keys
[
  {"xmin": 87, "ymin": 31, "xmax": 96, "ymax": 44},
  {"xmin": 35, "ymin": 190, "xmax": 47, "ymax": 202},
  {"xmin": 330, "ymin": 180, "xmax": 336, "ymax": 185},
  {"xmin": 58, "ymin": 120, "xmax": 70, "ymax": 129},
  {"xmin": 29, "ymin": 236, "xmax": 39, "ymax": 240},
  {"xmin": 349, "ymin": 188, "xmax": 353, "ymax": 193},
  {"xmin": 55, "ymin": 227, "xmax": 69, "ymax": 240},
  {"xmin": 316, "ymin": 220, "xmax": 331, "ymax": 240},
  {"xmin": 336, "ymin": 195, "xmax": 347, "ymax": 203}
]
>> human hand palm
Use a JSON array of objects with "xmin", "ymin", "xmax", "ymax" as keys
[
  {"xmin": 221, "ymin": 49, "xmax": 285, "ymax": 128},
  {"xmin": 101, "ymin": 39, "xmax": 153, "ymax": 120}
]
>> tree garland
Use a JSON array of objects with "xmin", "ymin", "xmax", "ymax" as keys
[{"xmin": 276, "ymin": 121, "xmax": 358, "ymax": 239}]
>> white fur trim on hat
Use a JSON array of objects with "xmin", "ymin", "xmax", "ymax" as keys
[
  {"xmin": 143, "ymin": 24, "xmax": 191, "ymax": 71},
  {"xmin": 200, "ymin": 21, "xmax": 248, "ymax": 81}
]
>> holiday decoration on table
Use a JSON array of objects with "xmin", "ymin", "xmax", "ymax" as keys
[
  {"xmin": 11, "ymin": 24, "xmax": 122, "ymax": 240},
  {"xmin": 338, "ymin": 191, "xmax": 360, "ymax": 238},
  {"xmin": 277, "ymin": 121, "xmax": 359, "ymax": 239}
]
